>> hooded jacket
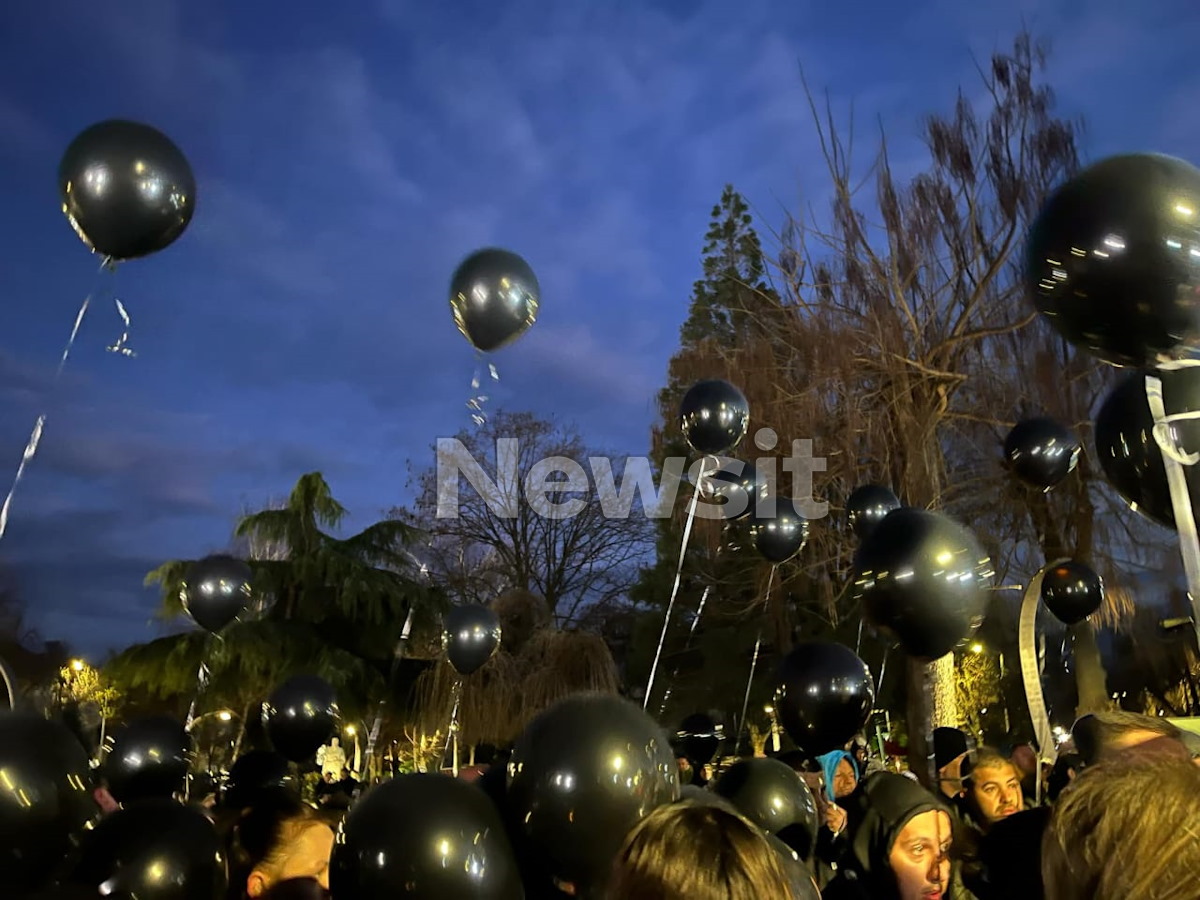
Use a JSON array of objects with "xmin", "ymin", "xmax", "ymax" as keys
[{"xmin": 822, "ymin": 772, "xmax": 958, "ymax": 900}]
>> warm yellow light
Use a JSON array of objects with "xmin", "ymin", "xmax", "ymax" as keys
[
  {"xmin": 970, "ymin": 643, "xmax": 984, "ymax": 654},
  {"xmin": 217, "ymin": 710, "xmax": 232, "ymax": 722},
  {"xmin": 763, "ymin": 705, "xmax": 774, "ymax": 714},
  {"xmin": 345, "ymin": 725, "xmax": 357, "ymax": 736},
  {"xmin": 71, "ymin": 659, "xmax": 85, "ymax": 672}
]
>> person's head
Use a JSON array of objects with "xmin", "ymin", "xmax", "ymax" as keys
[
  {"xmin": 932, "ymin": 727, "xmax": 970, "ymax": 799},
  {"xmin": 329, "ymin": 737, "xmax": 339, "ymax": 748},
  {"xmin": 817, "ymin": 750, "xmax": 858, "ymax": 801},
  {"xmin": 1010, "ymin": 744, "xmax": 1037, "ymax": 777},
  {"xmin": 606, "ymin": 800, "xmax": 795, "ymax": 899},
  {"xmin": 230, "ymin": 788, "xmax": 335, "ymax": 898},
  {"xmin": 1046, "ymin": 752, "xmax": 1081, "ymax": 803},
  {"xmin": 846, "ymin": 773, "xmax": 953, "ymax": 900},
  {"xmin": 962, "ymin": 748, "xmax": 1024, "ymax": 829},
  {"xmin": 1070, "ymin": 711, "xmax": 1184, "ymax": 766},
  {"xmin": 1042, "ymin": 756, "xmax": 1200, "ymax": 899}
]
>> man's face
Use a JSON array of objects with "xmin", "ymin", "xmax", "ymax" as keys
[
  {"xmin": 889, "ymin": 809, "xmax": 952, "ymax": 900},
  {"xmin": 969, "ymin": 762, "xmax": 1025, "ymax": 825}
]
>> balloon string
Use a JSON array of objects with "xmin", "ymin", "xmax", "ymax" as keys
[
  {"xmin": 643, "ymin": 457, "xmax": 711, "ymax": 710},
  {"xmin": 1145, "ymin": 375, "xmax": 1200, "ymax": 651},
  {"xmin": 0, "ymin": 260, "xmax": 131, "ymax": 542},
  {"xmin": 657, "ymin": 585, "xmax": 711, "ymax": 718},
  {"xmin": 446, "ymin": 677, "xmax": 464, "ymax": 776},
  {"xmin": 466, "ymin": 355, "xmax": 500, "ymax": 426},
  {"xmin": 876, "ymin": 645, "xmax": 889, "ymax": 695},
  {"xmin": 0, "ymin": 652, "xmax": 15, "ymax": 710},
  {"xmin": 735, "ymin": 564, "xmax": 777, "ymax": 754}
]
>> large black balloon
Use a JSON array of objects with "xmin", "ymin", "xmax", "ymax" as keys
[
  {"xmin": 712, "ymin": 758, "xmax": 820, "ymax": 861},
  {"xmin": 697, "ymin": 458, "xmax": 768, "ymax": 521},
  {"xmin": 774, "ymin": 642, "xmax": 874, "ymax": 758},
  {"xmin": 450, "ymin": 248, "xmax": 539, "ymax": 353},
  {"xmin": 1004, "ymin": 418, "xmax": 1082, "ymax": 489},
  {"xmin": 679, "ymin": 380, "xmax": 750, "ymax": 456},
  {"xmin": 852, "ymin": 508, "xmax": 993, "ymax": 659},
  {"xmin": 330, "ymin": 774, "xmax": 522, "ymax": 899},
  {"xmin": 748, "ymin": 497, "xmax": 809, "ymax": 564},
  {"xmin": 1041, "ymin": 561, "xmax": 1105, "ymax": 626},
  {"xmin": 846, "ymin": 484, "xmax": 901, "ymax": 540},
  {"xmin": 182, "ymin": 555, "xmax": 253, "ymax": 634},
  {"xmin": 262, "ymin": 675, "xmax": 338, "ymax": 763},
  {"xmin": 0, "ymin": 713, "xmax": 98, "ymax": 893},
  {"xmin": 69, "ymin": 800, "xmax": 227, "ymax": 900},
  {"xmin": 223, "ymin": 750, "xmax": 294, "ymax": 811},
  {"xmin": 443, "ymin": 604, "xmax": 502, "ymax": 676},
  {"xmin": 58, "ymin": 120, "xmax": 196, "ymax": 261},
  {"xmin": 1093, "ymin": 370, "xmax": 1200, "ymax": 529},
  {"xmin": 104, "ymin": 715, "xmax": 191, "ymax": 804},
  {"xmin": 674, "ymin": 713, "xmax": 721, "ymax": 766},
  {"xmin": 506, "ymin": 694, "xmax": 679, "ymax": 891},
  {"xmin": 1026, "ymin": 153, "xmax": 1200, "ymax": 367}
]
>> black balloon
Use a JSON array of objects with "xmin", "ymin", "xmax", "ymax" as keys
[
  {"xmin": 1026, "ymin": 153, "xmax": 1200, "ymax": 367},
  {"xmin": 712, "ymin": 758, "xmax": 820, "ymax": 861},
  {"xmin": 69, "ymin": 800, "xmax": 227, "ymax": 900},
  {"xmin": 697, "ymin": 458, "xmax": 768, "ymax": 520},
  {"xmin": 450, "ymin": 248, "xmax": 539, "ymax": 353},
  {"xmin": 675, "ymin": 713, "xmax": 721, "ymax": 766},
  {"xmin": 104, "ymin": 715, "xmax": 191, "ymax": 804},
  {"xmin": 443, "ymin": 604, "xmax": 502, "ymax": 676},
  {"xmin": 330, "ymin": 774, "xmax": 522, "ymax": 899},
  {"xmin": 58, "ymin": 120, "xmax": 196, "ymax": 261},
  {"xmin": 852, "ymin": 508, "xmax": 993, "ymax": 659},
  {"xmin": 1093, "ymin": 370, "xmax": 1200, "ymax": 529},
  {"xmin": 223, "ymin": 750, "xmax": 293, "ymax": 811},
  {"xmin": 679, "ymin": 380, "xmax": 750, "ymax": 456},
  {"xmin": 262, "ymin": 675, "xmax": 338, "ymax": 763},
  {"xmin": 846, "ymin": 484, "xmax": 901, "ymax": 540},
  {"xmin": 0, "ymin": 713, "xmax": 98, "ymax": 893},
  {"xmin": 506, "ymin": 694, "xmax": 679, "ymax": 891},
  {"xmin": 1004, "ymin": 418, "xmax": 1082, "ymax": 489},
  {"xmin": 748, "ymin": 497, "xmax": 809, "ymax": 563},
  {"xmin": 182, "ymin": 555, "xmax": 253, "ymax": 634},
  {"xmin": 774, "ymin": 642, "xmax": 874, "ymax": 758},
  {"xmin": 1041, "ymin": 561, "xmax": 1105, "ymax": 626}
]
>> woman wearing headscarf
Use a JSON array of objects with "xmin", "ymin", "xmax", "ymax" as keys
[
  {"xmin": 823, "ymin": 772, "xmax": 975, "ymax": 900},
  {"xmin": 810, "ymin": 749, "xmax": 860, "ymax": 888}
]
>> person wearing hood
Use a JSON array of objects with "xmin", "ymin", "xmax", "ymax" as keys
[{"xmin": 823, "ymin": 772, "xmax": 968, "ymax": 900}]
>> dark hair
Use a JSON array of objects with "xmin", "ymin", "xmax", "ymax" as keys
[
  {"xmin": 960, "ymin": 747, "xmax": 1014, "ymax": 784},
  {"xmin": 1070, "ymin": 712, "xmax": 1182, "ymax": 766},
  {"xmin": 260, "ymin": 878, "xmax": 329, "ymax": 900},
  {"xmin": 227, "ymin": 788, "xmax": 316, "ymax": 898},
  {"xmin": 1046, "ymin": 753, "xmax": 1081, "ymax": 802}
]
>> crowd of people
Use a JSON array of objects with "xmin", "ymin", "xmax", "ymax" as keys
[{"xmin": 179, "ymin": 709, "xmax": 1197, "ymax": 899}]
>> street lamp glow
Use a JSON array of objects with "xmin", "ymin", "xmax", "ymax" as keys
[
  {"xmin": 70, "ymin": 659, "xmax": 85, "ymax": 672},
  {"xmin": 970, "ymin": 643, "xmax": 983, "ymax": 654},
  {"xmin": 763, "ymin": 705, "xmax": 774, "ymax": 715},
  {"xmin": 345, "ymin": 725, "xmax": 356, "ymax": 736},
  {"xmin": 217, "ymin": 710, "xmax": 232, "ymax": 722}
]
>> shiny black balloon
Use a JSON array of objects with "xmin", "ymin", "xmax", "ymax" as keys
[
  {"xmin": 506, "ymin": 694, "xmax": 679, "ymax": 890},
  {"xmin": 182, "ymin": 555, "xmax": 253, "ymax": 634},
  {"xmin": 262, "ymin": 675, "xmax": 338, "ymax": 763},
  {"xmin": 1041, "ymin": 561, "xmax": 1105, "ymax": 626},
  {"xmin": 58, "ymin": 120, "xmax": 196, "ymax": 261},
  {"xmin": 846, "ymin": 484, "xmax": 901, "ymax": 540},
  {"xmin": 443, "ymin": 604, "xmax": 502, "ymax": 676},
  {"xmin": 712, "ymin": 758, "xmax": 820, "ymax": 861},
  {"xmin": 450, "ymin": 248, "xmax": 539, "ymax": 353},
  {"xmin": 0, "ymin": 713, "xmax": 99, "ymax": 893},
  {"xmin": 696, "ymin": 458, "xmax": 769, "ymax": 521},
  {"xmin": 852, "ymin": 508, "xmax": 993, "ymax": 659},
  {"xmin": 748, "ymin": 497, "xmax": 809, "ymax": 563},
  {"xmin": 330, "ymin": 774, "xmax": 522, "ymax": 899},
  {"xmin": 1026, "ymin": 153, "xmax": 1200, "ymax": 367},
  {"xmin": 223, "ymin": 750, "xmax": 293, "ymax": 811},
  {"xmin": 679, "ymin": 379, "xmax": 750, "ymax": 456},
  {"xmin": 104, "ymin": 715, "xmax": 191, "ymax": 804},
  {"xmin": 1004, "ymin": 418, "xmax": 1082, "ymax": 489},
  {"xmin": 69, "ymin": 800, "xmax": 227, "ymax": 900},
  {"xmin": 1093, "ymin": 370, "xmax": 1200, "ymax": 529},
  {"xmin": 774, "ymin": 642, "xmax": 874, "ymax": 758},
  {"xmin": 675, "ymin": 713, "xmax": 721, "ymax": 766}
]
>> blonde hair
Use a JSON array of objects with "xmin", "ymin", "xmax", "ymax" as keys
[
  {"xmin": 1041, "ymin": 757, "xmax": 1200, "ymax": 899},
  {"xmin": 605, "ymin": 800, "xmax": 796, "ymax": 900}
]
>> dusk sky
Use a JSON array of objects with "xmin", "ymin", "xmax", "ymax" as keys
[{"xmin": 0, "ymin": 0, "xmax": 1197, "ymax": 657}]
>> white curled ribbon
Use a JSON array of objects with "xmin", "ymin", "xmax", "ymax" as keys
[{"xmin": 467, "ymin": 362, "xmax": 499, "ymax": 426}]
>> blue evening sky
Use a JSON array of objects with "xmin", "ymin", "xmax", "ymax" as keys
[{"xmin": 0, "ymin": 0, "xmax": 1197, "ymax": 656}]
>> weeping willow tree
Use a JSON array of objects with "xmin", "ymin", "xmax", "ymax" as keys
[
  {"xmin": 111, "ymin": 472, "xmax": 438, "ymax": 737},
  {"xmin": 416, "ymin": 589, "xmax": 620, "ymax": 747}
]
